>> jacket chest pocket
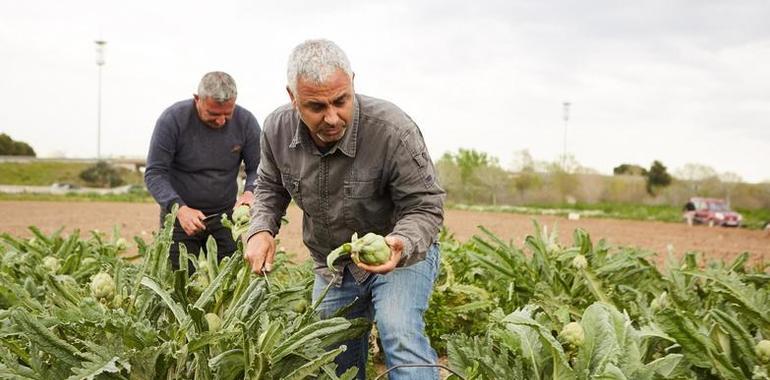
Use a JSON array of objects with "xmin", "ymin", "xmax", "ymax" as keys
[
  {"xmin": 343, "ymin": 178, "xmax": 392, "ymax": 233},
  {"xmin": 281, "ymin": 174, "xmax": 303, "ymax": 209}
]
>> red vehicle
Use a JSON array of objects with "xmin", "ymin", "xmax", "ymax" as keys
[{"xmin": 686, "ymin": 197, "xmax": 742, "ymax": 227}]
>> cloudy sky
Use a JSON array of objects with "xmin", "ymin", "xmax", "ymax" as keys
[{"xmin": 1, "ymin": 0, "xmax": 768, "ymax": 182}]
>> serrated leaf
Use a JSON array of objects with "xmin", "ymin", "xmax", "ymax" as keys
[
  {"xmin": 644, "ymin": 354, "xmax": 683, "ymax": 378},
  {"xmin": 283, "ymin": 346, "xmax": 346, "ymax": 380},
  {"xmin": 65, "ymin": 354, "xmax": 128, "ymax": 380}
]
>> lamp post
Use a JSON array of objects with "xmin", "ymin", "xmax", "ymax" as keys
[
  {"xmin": 94, "ymin": 40, "xmax": 107, "ymax": 159},
  {"xmin": 562, "ymin": 101, "xmax": 571, "ymax": 170}
]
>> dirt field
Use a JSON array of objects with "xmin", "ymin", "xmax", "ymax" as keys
[{"xmin": 1, "ymin": 201, "xmax": 768, "ymax": 265}]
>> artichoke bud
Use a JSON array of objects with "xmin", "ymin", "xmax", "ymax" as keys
[
  {"xmin": 327, "ymin": 232, "xmax": 391, "ymax": 271},
  {"xmin": 351, "ymin": 233, "xmax": 391, "ymax": 266},
  {"xmin": 572, "ymin": 254, "xmax": 588, "ymax": 270},
  {"xmin": 90, "ymin": 272, "xmax": 116, "ymax": 301},
  {"xmin": 559, "ymin": 322, "xmax": 585, "ymax": 348},
  {"xmin": 205, "ymin": 313, "xmax": 222, "ymax": 332},
  {"xmin": 232, "ymin": 205, "xmax": 251, "ymax": 224},
  {"xmin": 43, "ymin": 257, "xmax": 61, "ymax": 273},
  {"xmin": 757, "ymin": 340, "xmax": 770, "ymax": 364}
]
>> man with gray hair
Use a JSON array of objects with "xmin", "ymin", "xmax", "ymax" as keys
[
  {"xmin": 145, "ymin": 71, "xmax": 261, "ymax": 270},
  {"xmin": 244, "ymin": 40, "xmax": 445, "ymax": 379}
]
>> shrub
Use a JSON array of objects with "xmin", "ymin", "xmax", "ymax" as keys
[{"xmin": 79, "ymin": 161, "xmax": 125, "ymax": 188}]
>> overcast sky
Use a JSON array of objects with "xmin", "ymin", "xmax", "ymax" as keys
[{"xmin": 1, "ymin": 0, "xmax": 768, "ymax": 182}]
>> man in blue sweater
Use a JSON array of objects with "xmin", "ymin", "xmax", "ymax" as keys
[{"xmin": 145, "ymin": 71, "xmax": 261, "ymax": 269}]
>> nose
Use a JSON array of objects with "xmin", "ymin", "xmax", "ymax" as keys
[
  {"xmin": 323, "ymin": 108, "xmax": 340, "ymax": 126},
  {"xmin": 215, "ymin": 116, "xmax": 227, "ymax": 126}
]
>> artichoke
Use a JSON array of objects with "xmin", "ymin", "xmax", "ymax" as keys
[
  {"xmin": 90, "ymin": 272, "xmax": 116, "ymax": 301},
  {"xmin": 326, "ymin": 232, "xmax": 391, "ymax": 271},
  {"xmin": 232, "ymin": 205, "xmax": 251, "ymax": 224},
  {"xmin": 43, "ymin": 257, "xmax": 61, "ymax": 273},
  {"xmin": 205, "ymin": 313, "xmax": 222, "ymax": 332},
  {"xmin": 559, "ymin": 321, "xmax": 585, "ymax": 348},
  {"xmin": 572, "ymin": 254, "xmax": 588, "ymax": 270},
  {"xmin": 757, "ymin": 340, "xmax": 770, "ymax": 364}
]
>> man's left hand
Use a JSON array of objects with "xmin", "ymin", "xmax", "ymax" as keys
[
  {"xmin": 234, "ymin": 191, "xmax": 255, "ymax": 208},
  {"xmin": 355, "ymin": 235, "xmax": 403, "ymax": 274}
]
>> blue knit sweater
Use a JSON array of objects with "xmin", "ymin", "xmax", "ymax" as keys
[{"xmin": 144, "ymin": 99, "xmax": 261, "ymax": 215}]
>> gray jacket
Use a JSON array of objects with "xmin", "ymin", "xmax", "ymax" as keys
[{"xmin": 247, "ymin": 94, "xmax": 445, "ymax": 283}]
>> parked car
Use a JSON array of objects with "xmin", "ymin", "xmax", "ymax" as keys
[{"xmin": 686, "ymin": 197, "xmax": 742, "ymax": 227}]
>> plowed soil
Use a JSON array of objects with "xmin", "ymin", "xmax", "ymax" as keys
[{"xmin": 2, "ymin": 201, "xmax": 768, "ymax": 265}]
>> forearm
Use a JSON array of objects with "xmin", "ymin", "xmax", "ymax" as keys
[
  {"xmin": 145, "ymin": 112, "xmax": 182, "ymax": 211},
  {"xmin": 389, "ymin": 191, "xmax": 445, "ymax": 257},
  {"xmin": 144, "ymin": 167, "xmax": 183, "ymax": 211},
  {"xmin": 246, "ymin": 128, "xmax": 289, "ymax": 238},
  {"xmin": 386, "ymin": 124, "xmax": 445, "ymax": 257},
  {"xmin": 245, "ymin": 174, "xmax": 291, "ymax": 239}
]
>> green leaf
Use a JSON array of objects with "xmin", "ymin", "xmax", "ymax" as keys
[
  {"xmin": 11, "ymin": 309, "xmax": 81, "ymax": 371},
  {"xmin": 574, "ymin": 303, "xmax": 642, "ymax": 378},
  {"xmin": 502, "ymin": 307, "xmax": 574, "ymax": 379},
  {"xmin": 283, "ymin": 346, "xmax": 346, "ymax": 380},
  {"xmin": 140, "ymin": 276, "xmax": 190, "ymax": 327},
  {"xmin": 193, "ymin": 255, "xmax": 241, "ymax": 310},
  {"xmin": 643, "ymin": 354, "xmax": 683, "ymax": 378},
  {"xmin": 206, "ymin": 236, "xmax": 219, "ymax": 283},
  {"xmin": 258, "ymin": 319, "xmax": 284, "ymax": 354},
  {"xmin": 209, "ymin": 349, "xmax": 245, "ymax": 380},
  {"xmin": 710, "ymin": 308, "xmax": 757, "ymax": 373},
  {"xmin": 271, "ymin": 318, "xmax": 354, "ymax": 362},
  {"xmin": 65, "ymin": 353, "xmax": 129, "ymax": 380}
]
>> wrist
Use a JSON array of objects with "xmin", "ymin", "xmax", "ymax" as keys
[
  {"xmin": 247, "ymin": 229, "xmax": 274, "ymax": 243},
  {"xmin": 167, "ymin": 199, "xmax": 185, "ymax": 212}
]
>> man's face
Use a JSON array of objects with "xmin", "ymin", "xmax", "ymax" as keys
[
  {"xmin": 194, "ymin": 95, "xmax": 236, "ymax": 128},
  {"xmin": 288, "ymin": 69, "xmax": 354, "ymax": 147}
]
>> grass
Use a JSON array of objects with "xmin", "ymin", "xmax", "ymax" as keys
[
  {"xmin": 0, "ymin": 162, "xmax": 143, "ymax": 187},
  {"xmin": 0, "ymin": 191, "xmax": 153, "ymax": 203},
  {"xmin": 449, "ymin": 201, "xmax": 769, "ymax": 230}
]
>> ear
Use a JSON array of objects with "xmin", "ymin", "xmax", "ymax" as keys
[
  {"xmin": 193, "ymin": 94, "xmax": 200, "ymax": 102},
  {"xmin": 286, "ymin": 86, "xmax": 297, "ymax": 107}
]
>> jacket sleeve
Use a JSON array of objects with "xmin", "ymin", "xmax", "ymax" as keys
[
  {"xmin": 144, "ymin": 109, "xmax": 184, "ymax": 211},
  {"xmin": 241, "ymin": 112, "xmax": 262, "ymax": 193},
  {"xmin": 386, "ymin": 122, "xmax": 446, "ymax": 259},
  {"xmin": 245, "ymin": 118, "xmax": 291, "ymax": 239}
]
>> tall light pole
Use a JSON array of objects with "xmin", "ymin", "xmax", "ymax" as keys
[
  {"xmin": 94, "ymin": 40, "xmax": 107, "ymax": 159},
  {"xmin": 562, "ymin": 101, "xmax": 571, "ymax": 170}
]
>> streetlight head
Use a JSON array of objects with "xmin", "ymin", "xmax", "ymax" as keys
[{"xmin": 94, "ymin": 40, "xmax": 107, "ymax": 66}]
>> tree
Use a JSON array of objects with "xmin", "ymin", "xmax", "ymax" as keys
[
  {"xmin": 675, "ymin": 163, "xmax": 719, "ymax": 194},
  {"xmin": 613, "ymin": 163, "xmax": 647, "ymax": 176},
  {"xmin": 453, "ymin": 148, "xmax": 493, "ymax": 184},
  {"xmin": 646, "ymin": 160, "xmax": 672, "ymax": 195},
  {"xmin": 0, "ymin": 133, "xmax": 36, "ymax": 156},
  {"xmin": 675, "ymin": 163, "xmax": 717, "ymax": 181},
  {"xmin": 439, "ymin": 148, "xmax": 504, "ymax": 204}
]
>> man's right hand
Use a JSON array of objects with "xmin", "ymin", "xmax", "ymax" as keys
[
  {"xmin": 244, "ymin": 231, "xmax": 276, "ymax": 274},
  {"xmin": 177, "ymin": 205, "xmax": 206, "ymax": 236}
]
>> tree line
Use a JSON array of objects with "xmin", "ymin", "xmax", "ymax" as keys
[
  {"xmin": 0, "ymin": 133, "xmax": 35, "ymax": 156},
  {"xmin": 436, "ymin": 148, "xmax": 769, "ymax": 210}
]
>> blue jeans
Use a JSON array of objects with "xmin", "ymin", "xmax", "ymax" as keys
[{"xmin": 313, "ymin": 244, "xmax": 441, "ymax": 380}]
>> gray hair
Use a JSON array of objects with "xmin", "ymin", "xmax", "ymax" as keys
[
  {"xmin": 287, "ymin": 39, "xmax": 353, "ymax": 95},
  {"xmin": 197, "ymin": 71, "xmax": 237, "ymax": 102}
]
